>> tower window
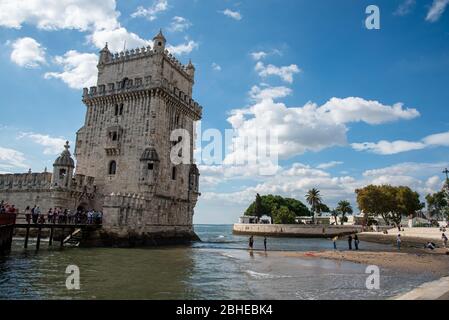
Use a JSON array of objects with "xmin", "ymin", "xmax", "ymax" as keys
[
  {"xmin": 114, "ymin": 104, "xmax": 119, "ymax": 116},
  {"xmin": 148, "ymin": 163, "xmax": 154, "ymax": 170},
  {"xmin": 158, "ymin": 42, "xmax": 162, "ymax": 46},
  {"xmin": 112, "ymin": 132, "xmax": 118, "ymax": 141},
  {"xmin": 109, "ymin": 161, "xmax": 117, "ymax": 175},
  {"xmin": 171, "ymin": 167, "xmax": 176, "ymax": 180},
  {"xmin": 59, "ymin": 169, "xmax": 66, "ymax": 179},
  {"xmin": 119, "ymin": 103, "xmax": 124, "ymax": 115}
]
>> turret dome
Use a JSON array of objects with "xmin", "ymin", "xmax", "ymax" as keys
[{"xmin": 53, "ymin": 141, "xmax": 75, "ymax": 168}]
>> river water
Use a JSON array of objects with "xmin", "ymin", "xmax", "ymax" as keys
[{"xmin": 0, "ymin": 225, "xmax": 437, "ymax": 300}]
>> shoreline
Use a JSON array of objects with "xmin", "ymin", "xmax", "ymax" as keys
[{"xmin": 267, "ymin": 246, "xmax": 449, "ymax": 300}]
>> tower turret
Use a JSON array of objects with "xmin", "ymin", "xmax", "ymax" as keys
[
  {"xmin": 98, "ymin": 43, "xmax": 112, "ymax": 67},
  {"xmin": 153, "ymin": 29, "xmax": 166, "ymax": 53},
  {"xmin": 186, "ymin": 59, "xmax": 195, "ymax": 81},
  {"xmin": 51, "ymin": 141, "xmax": 75, "ymax": 189}
]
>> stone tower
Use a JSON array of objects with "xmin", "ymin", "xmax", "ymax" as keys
[{"xmin": 76, "ymin": 30, "xmax": 202, "ymax": 245}]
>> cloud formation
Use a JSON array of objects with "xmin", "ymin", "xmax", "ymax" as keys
[
  {"xmin": 168, "ymin": 16, "xmax": 192, "ymax": 32},
  {"xmin": 226, "ymin": 92, "xmax": 420, "ymax": 162},
  {"xmin": 131, "ymin": 0, "xmax": 169, "ymax": 21},
  {"xmin": 18, "ymin": 132, "xmax": 68, "ymax": 155},
  {"xmin": 44, "ymin": 50, "xmax": 98, "ymax": 89},
  {"xmin": 221, "ymin": 9, "xmax": 242, "ymax": 20},
  {"xmin": 167, "ymin": 40, "xmax": 199, "ymax": 56},
  {"xmin": 352, "ymin": 130, "xmax": 449, "ymax": 155},
  {"xmin": 0, "ymin": 0, "xmax": 118, "ymax": 31},
  {"xmin": 255, "ymin": 61, "xmax": 301, "ymax": 83},
  {"xmin": 10, "ymin": 37, "xmax": 46, "ymax": 68},
  {"xmin": 426, "ymin": 0, "xmax": 449, "ymax": 22}
]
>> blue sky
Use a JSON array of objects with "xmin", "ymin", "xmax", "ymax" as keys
[{"xmin": 0, "ymin": 0, "xmax": 449, "ymax": 224}]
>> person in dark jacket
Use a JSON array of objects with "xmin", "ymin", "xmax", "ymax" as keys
[
  {"xmin": 348, "ymin": 235, "xmax": 353, "ymax": 250},
  {"xmin": 354, "ymin": 234, "xmax": 360, "ymax": 250}
]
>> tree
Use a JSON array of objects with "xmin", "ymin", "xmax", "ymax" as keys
[
  {"xmin": 254, "ymin": 193, "xmax": 263, "ymax": 218},
  {"xmin": 244, "ymin": 194, "xmax": 311, "ymax": 220},
  {"xmin": 306, "ymin": 188, "xmax": 322, "ymax": 224},
  {"xmin": 336, "ymin": 200, "xmax": 353, "ymax": 225},
  {"xmin": 356, "ymin": 185, "xmax": 394, "ymax": 225},
  {"xmin": 394, "ymin": 186, "xmax": 424, "ymax": 224},
  {"xmin": 356, "ymin": 185, "xmax": 423, "ymax": 226},
  {"xmin": 426, "ymin": 191, "xmax": 448, "ymax": 220},
  {"xmin": 273, "ymin": 206, "xmax": 296, "ymax": 224}
]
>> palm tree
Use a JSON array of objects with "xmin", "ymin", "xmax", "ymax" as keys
[
  {"xmin": 336, "ymin": 200, "xmax": 353, "ymax": 225},
  {"xmin": 306, "ymin": 188, "xmax": 322, "ymax": 224}
]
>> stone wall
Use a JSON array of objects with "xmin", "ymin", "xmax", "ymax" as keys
[{"xmin": 233, "ymin": 224, "xmax": 363, "ymax": 238}]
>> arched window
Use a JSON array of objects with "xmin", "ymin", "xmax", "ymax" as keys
[
  {"xmin": 109, "ymin": 161, "xmax": 117, "ymax": 175},
  {"xmin": 119, "ymin": 103, "xmax": 124, "ymax": 115},
  {"xmin": 121, "ymin": 77, "xmax": 128, "ymax": 89},
  {"xmin": 114, "ymin": 104, "xmax": 119, "ymax": 116},
  {"xmin": 112, "ymin": 132, "xmax": 118, "ymax": 141},
  {"xmin": 171, "ymin": 167, "xmax": 177, "ymax": 180}
]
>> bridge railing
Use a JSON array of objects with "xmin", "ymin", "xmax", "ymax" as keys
[
  {"xmin": 0, "ymin": 213, "xmax": 17, "ymax": 226},
  {"xmin": 12, "ymin": 212, "xmax": 103, "ymax": 226}
]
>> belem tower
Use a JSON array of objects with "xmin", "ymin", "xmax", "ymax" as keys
[{"xmin": 0, "ymin": 30, "xmax": 203, "ymax": 246}]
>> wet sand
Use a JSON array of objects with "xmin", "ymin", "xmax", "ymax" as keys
[
  {"xmin": 278, "ymin": 249, "xmax": 449, "ymax": 276},
  {"xmin": 266, "ymin": 247, "xmax": 449, "ymax": 300}
]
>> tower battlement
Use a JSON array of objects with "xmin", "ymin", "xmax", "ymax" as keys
[
  {"xmin": 82, "ymin": 81, "xmax": 202, "ymax": 120},
  {"xmin": 103, "ymin": 47, "xmax": 192, "ymax": 78}
]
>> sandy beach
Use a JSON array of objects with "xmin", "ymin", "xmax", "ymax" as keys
[
  {"xmin": 279, "ymin": 249, "xmax": 449, "ymax": 276},
  {"xmin": 265, "ymin": 235, "xmax": 449, "ymax": 300}
]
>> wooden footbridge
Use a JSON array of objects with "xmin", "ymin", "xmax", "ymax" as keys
[{"xmin": 1, "ymin": 213, "xmax": 102, "ymax": 253}]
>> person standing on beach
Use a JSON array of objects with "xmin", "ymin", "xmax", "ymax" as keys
[
  {"xmin": 397, "ymin": 234, "xmax": 402, "ymax": 250},
  {"xmin": 249, "ymin": 236, "xmax": 254, "ymax": 250},
  {"xmin": 332, "ymin": 236, "xmax": 338, "ymax": 250},
  {"xmin": 442, "ymin": 233, "xmax": 448, "ymax": 248},
  {"xmin": 354, "ymin": 234, "xmax": 360, "ymax": 251},
  {"xmin": 264, "ymin": 237, "xmax": 267, "ymax": 252},
  {"xmin": 348, "ymin": 235, "xmax": 353, "ymax": 250}
]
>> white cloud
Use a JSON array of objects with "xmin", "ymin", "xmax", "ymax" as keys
[
  {"xmin": 226, "ymin": 94, "xmax": 420, "ymax": 161},
  {"xmin": 18, "ymin": 132, "xmax": 68, "ymax": 155},
  {"xmin": 352, "ymin": 140, "xmax": 426, "ymax": 155},
  {"xmin": 250, "ymin": 51, "xmax": 268, "ymax": 61},
  {"xmin": 317, "ymin": 161, "xmax": 344, "ymax": 170},
  {"xmin": 255, "ymin": 61, "xmax": 301, "ymax": 83},
  {"xmin": 352, "ymin": 130, "xmax": 449, "ymax": 155},
  {"xmin": 131, "ymin": 0, "xmax": 169, "ymax": 21},
  {"xmin": 0, "ymin": 146, "xmax": 28, "ymax": 171},
  {"xmin": 319, "ymin": 97, "xmax": 419, "ymax": 125},
  {"xmin": 0, "ymin": 0, "xmax": 118, "ymax": 31},
  {"xmin": 394, "ymin": 0, "xmax": 416, "ymax": 16},
  {"xmin": 88, "ymin": 27, "xmax": 151, "ymax": 52},
  {"xmin": 426, "ymin": 0, "xmax": 449, "ymax": 22},
  {"xmin": 221, "ymin": 9, "xmax": 242, "ymax": 20},
  {"xmin": 10, "ymin": 37, "xmax": 46, "ymax": 68},
  {"xmin": 249, "ymin": 85, "xmax": 292, "ymax": 101},
  {"xmin": 250, "ymin": 49, "xmax": 282, "ymax": 61},
  {"xmin": 167, "ymin": 40, "xmax": 199, "ymax": 56},
  {"xmin": 201, "ymin": 161, "xmax": 446, "ymax": 209},
  {"xmin": 44, "ymin": 50, "xmax": 98, "ymax": 89},
  {"xmin": 168, "ymin": 16, "xmax": 192, "ymax": 32},
  {"xmin": 212, "ymin": 62, "xmax": 222, "ymax": 71},
  {"xmin": 363, "ymin": 162, "xmax": 447, "ymax": 178},
  {"xmin": 422, "ymin": 131, "xmax": 449, "ymax": 146}
]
